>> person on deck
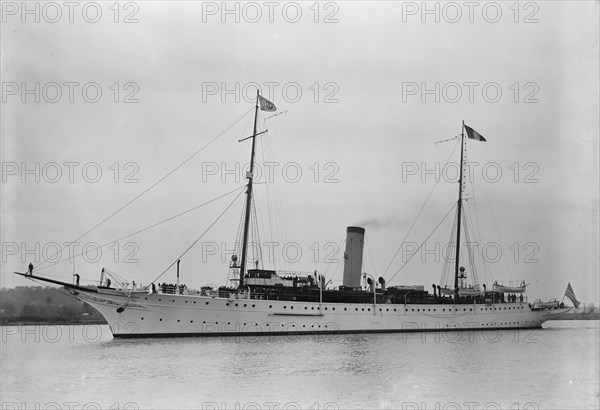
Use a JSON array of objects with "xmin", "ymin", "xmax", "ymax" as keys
[
  {"xmin": 74, "ymin": 273, "xmax": 80, "ymax": 286},
  {"xmin": 28, "ymin": 263, "xmax": 33, "ymax": 275}
]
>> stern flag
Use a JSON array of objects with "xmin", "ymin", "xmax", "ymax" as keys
[
  {"xmin": 258, "ymin": 94, "xmax": 276, "ymax": 112},
  {"xmin": 464, "ymin": 124, "xmax": 487, "ymax": 142},
  {"xmin": 565, "ymin": 282, "xmax": 581, "ymax": 308}
]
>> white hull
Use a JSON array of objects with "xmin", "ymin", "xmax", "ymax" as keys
[{"xmin": 67, "ymin": 287, "xmax": 570, "ymax": 338}]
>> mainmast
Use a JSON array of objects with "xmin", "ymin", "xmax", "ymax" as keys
[
  {"xmin": 453, "ymin": 121, "xmax": 466, "ymax": 301},
  {"xmin": 239, "ymin": 90, "xmax": 260, "ymax": 289}
]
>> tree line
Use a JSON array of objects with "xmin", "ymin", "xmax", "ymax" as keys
[{"xmin": 0, "ymin": 286, "xmax": 106, "ymax": 324}]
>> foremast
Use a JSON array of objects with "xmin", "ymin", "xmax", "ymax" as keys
[
  {"xmin": 239, "ymin": 91, "xmax": 260, "ymax": 289},
  {"xmin": 453, "ymin": 121, "xmax": 466, "ymax": 301}
]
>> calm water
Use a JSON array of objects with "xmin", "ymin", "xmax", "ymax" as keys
[{"xmin": 1, "ymin": 321, "xmax": 598, "ymax": 410}]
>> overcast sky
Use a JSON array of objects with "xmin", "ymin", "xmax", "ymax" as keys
[{"xmin": 1, "ymin": 1, "xmax": 598, "ymax": 304}]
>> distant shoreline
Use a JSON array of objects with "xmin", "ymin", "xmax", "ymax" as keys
[
  {"xmin": 0, "ymin": 318, "xmax": 107, "ymax": 326},
  {"xmin": 550, "ymin": 312, "xmax": 600, "ymax": 321}
]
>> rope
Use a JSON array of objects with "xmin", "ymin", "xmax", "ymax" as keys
[
  {"xmin": 383, "ymin": 138, "xmax": 460, "ymax": 278},
  {"xmin": 149, "ymin": 187, "xmax": 246, "ymax": 284},
  {"xmin": 35, "ymin": 185, "xmax": 246, "ymax": 273},
  {"xmin": 386, "ymin": 203, "xmax": 457, "ymax": 285},
  {"xmin": 37, "ymin": 108, "xmax": 254, "ymax": 270}
]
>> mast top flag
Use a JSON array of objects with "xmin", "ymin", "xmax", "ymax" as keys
[
  {"xmin": 464, "ymin": 124, "xmax": 487, "ymax": 142},
  {"xmin": 258, "ymin": 94, "xmax": 276, "ymax": 112}
]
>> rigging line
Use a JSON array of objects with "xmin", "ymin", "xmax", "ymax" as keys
[
  {"xmin": 321, "ymin": 234, "xmax": 345, "ymax": 279},
  {"xmin": 149, "ymin": 187, "xmax": 245, "ymax": 285},
  {"xmin": 383, "ymin": 138, "xmax": 461, "ymax": 278},
  {"xmin": 37, "ymin": 108, "xmax": 254, "ymax": 270},
  {"xmin": 259, "ymin": 132, "xmax": 277, "ymax": 268},
  {"xmin": 35, "ymin": 185, "xmax": 246, "ymax": 273},
  {"xmin": 260, "ymin": 112, "xmax": 291, "ymax": 272},
  {"xmin": 366, "ymin": 236, "xmax": 377, "ymax": 277},
  {"xmin": 386, "ymin": 202, "xmax": 457, "ymax": 285},
  {"xmin": 466, "ymin": 167, "xmax": 492, "ymax": 286}
]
